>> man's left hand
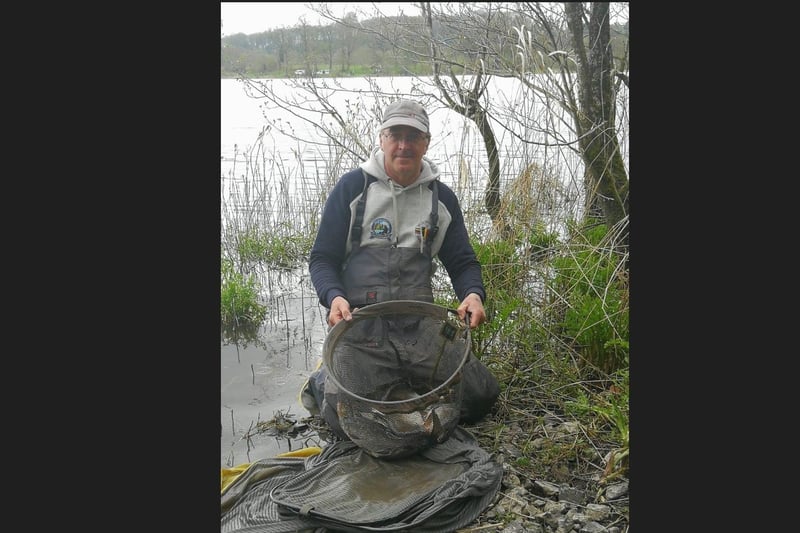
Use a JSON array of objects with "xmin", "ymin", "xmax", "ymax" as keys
[{"xmin": 457, "ymin": 293, "xmax": 486, "ymax": 329}]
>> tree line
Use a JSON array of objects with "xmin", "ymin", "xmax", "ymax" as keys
[{"xmin": 221, "ymin": 4, "xmax": 628, "ymax": 80}]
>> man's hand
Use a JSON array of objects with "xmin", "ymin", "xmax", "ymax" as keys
[
  {"xmin": 328, "ymin": 296, "xmax": 354, "ymax": 327},
  {"xmin": 457, "ymin": 293, "xmax": 486, "ymax": 329}
]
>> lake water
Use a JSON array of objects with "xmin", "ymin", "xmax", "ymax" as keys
[{"xmin": 220, "ymin": 290, "xmax": 327, "ymax": 468}]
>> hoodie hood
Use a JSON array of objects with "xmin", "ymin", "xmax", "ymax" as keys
[{"xmin": 360, "ymin": 147, "xmax": 440, "ymax": 187}]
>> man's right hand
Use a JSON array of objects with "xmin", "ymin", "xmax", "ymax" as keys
[{"xmin": 328, "ymin": 296, "xmax": 354, "ymax": 327}]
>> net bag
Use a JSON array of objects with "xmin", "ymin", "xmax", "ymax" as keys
[
  {"xmin": 322, "ymin": 300, "xmax": 471, "ymax": 459},
  {"xmin": 219, "ymin": 428, "xmax": 504, "ymax": 533}
]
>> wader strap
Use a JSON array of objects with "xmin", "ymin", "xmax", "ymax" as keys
[
  {"xmin": 350, "ymin": 170, "xmax": 373, "ymax": 254},
  {"xmin": 423, "ymin": 181, "xmax": 439, "ymax": 258}
]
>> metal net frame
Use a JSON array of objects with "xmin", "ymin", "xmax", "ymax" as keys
[{"xmin": 322, "ymin": 300, "xmax": 471, "ymax": 458}]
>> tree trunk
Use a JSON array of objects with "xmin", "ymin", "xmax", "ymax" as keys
[
  {"xmin": 474, "ymin": 107, "xmax": 502, "ymax": 229},
  {"xmin": 565, "ymin": 3, "xmax": 629, "ymax": 251}
]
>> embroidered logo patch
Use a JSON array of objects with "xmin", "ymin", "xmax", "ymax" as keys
[{"xmin": 369, "ymin": 217, "xmax": 392, "ymax": 239}]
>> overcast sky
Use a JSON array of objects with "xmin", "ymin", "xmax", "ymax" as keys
[{"xmin": 220, "ymin": 2, "xmax": 421, "ymax": 36}]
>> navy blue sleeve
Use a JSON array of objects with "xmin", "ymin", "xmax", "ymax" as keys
[
  {"xmin": 308, "ymin": 169, "xmax": 365, "ymax": 308},
  {"xmin": 435, "ymin": 183, "xmax": 486, "ymax": 303}
]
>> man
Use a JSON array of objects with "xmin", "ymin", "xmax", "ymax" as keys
[{"xmin": 302, "ymin": 99, "xmax": 500, "ymax": 438}]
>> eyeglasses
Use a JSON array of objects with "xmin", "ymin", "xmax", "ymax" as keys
[{"xmin": 381, "ymin": 131, "xmax": 430, "ymax": 144}]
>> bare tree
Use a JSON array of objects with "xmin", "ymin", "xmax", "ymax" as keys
[
  {"xmin": 298, "ymin": 17, "xmax": 312, "ymax": 75},
  {"xmin": 562, "ymin": 3, "xmax": 628, "ymax": 246},
  {"xmin": 515, "ymin": 3, "xmax": 628, "ymax": 243},
  {"xmin": 274, "ymin": 28, "xmax": 289, "ymax": 75},
  {"xmin": 338, "ymin": 12, "xmax": 361, "ymax": 73},
  {"xmin": 321, "ymin": 24, "xmax": 335, "ymax": 72},
  {"xmin": 420, "ymin": 2, "xmax": 506, "ymax": 234}
]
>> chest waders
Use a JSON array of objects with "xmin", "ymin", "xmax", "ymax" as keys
[
  {"xmin": 312, "ymin": 171, "xmax": 500, "ymax": 444},
  {"xmin": 342, "ymin": 170, "xmax": 440, "ymax": 307}
]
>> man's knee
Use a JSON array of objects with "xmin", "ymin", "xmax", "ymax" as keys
[{"xmin": 459, "ymin": 354, "xmax": 500, "ymax": 423}]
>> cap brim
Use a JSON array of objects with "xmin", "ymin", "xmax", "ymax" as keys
[{"xmin": 380, "ymin": 117, "xmax": 428, "ymax": 132}]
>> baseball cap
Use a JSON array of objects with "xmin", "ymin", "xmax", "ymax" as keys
[{"xmin": 380, "ymin": 99, "xmax": 429, "ymax": 133}]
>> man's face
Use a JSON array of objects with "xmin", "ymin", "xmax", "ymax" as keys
[{"xmin": 380, "ymin": 126, "xmax": 430, "ymax": 185}]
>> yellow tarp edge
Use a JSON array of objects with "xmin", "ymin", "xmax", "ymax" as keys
[{"xmin": 220, "ymin": 446, "xmax": 323, "ymax": 493}]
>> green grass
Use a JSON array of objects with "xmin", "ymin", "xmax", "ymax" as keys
[{"xmin": 220, "ymin": 256, "xmax": 267, "ymax": 338}]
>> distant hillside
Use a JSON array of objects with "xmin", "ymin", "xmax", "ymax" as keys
[{"xmin": 221, "ymin": 10, "xmax": 627, "ymax": 79}]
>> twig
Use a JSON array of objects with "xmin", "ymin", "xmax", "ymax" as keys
[
  {"xmin": 455, "ymin": 524, "xmax": 504, "ymax": 532},
  {"xmin": 282, "ymin": 295, "xmax": 290, "ymax": 366}
]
